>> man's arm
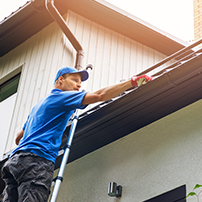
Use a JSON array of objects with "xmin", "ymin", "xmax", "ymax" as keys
[
  {"xmin": 81, "ymin": 80, "xmax": 132, "ymax": 105},
  {"xmin": 15, "ymin": 129, "xmax": 24, "ymax": 145},
  {"xmin": 81, "ymin": 74, "xmax": 152, "ymax": 105}
]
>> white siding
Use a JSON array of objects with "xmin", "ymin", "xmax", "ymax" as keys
[
  {"xmin": 0, "ymin": 10, "xmax": 167, "ymax": 154},
  {"xmin": 0, "ymin": 21, "xmax": 66, "ymax": 152},
  {"xmin": 65, "ymin": 11, "xmax": 167, "ymax": 92}
]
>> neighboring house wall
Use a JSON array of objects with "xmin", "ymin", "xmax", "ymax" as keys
[
  {"xmin": 54, "ymin": 98, "xmax": 202, "ymax": 202},
  {"xmin": 194, "ymin": 0, "xmax": 202, "ymax": 41},
  {"xmin": 0, "ymin": 10, "xmax": 167, "ymax": 156}
]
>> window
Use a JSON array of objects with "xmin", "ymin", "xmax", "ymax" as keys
[
  {"xmin": 0, "ymin": 73, "xmax": 20, "ymax": 102},
  {"xmin": 143, "ymin": 185, "xmax": 186, "ymax": 202},
  {"xmin": 0, "ymin": 73, "xmax": 21, "ymax": 159}
]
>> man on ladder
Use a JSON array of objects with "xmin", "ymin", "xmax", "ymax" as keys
[{"xmin": 1, "ymin": 66, "xmax": 152, "ymax": 202}]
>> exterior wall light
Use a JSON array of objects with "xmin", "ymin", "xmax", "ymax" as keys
[{"xmin": 108, "ymin": 182, "xmax": 122, "ymax": 197}]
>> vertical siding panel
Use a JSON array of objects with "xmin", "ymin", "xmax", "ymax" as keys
[
  {"xmin": 142, "ymin": 46, "xmax": 149, "ymax": 71},
  {"xmin": 108, "ymin": 31, "xmax": 119, "ymax": 85},
  {"xmin": 32, "ymin": 26, "xmax": 52, "ymax": 105},
  {"xmin": 39, "ymin": 23, "xmax": 61, "ymax": 99},
  {"xmin": 15, "ymin": 37, "xmax": 36, "ymax": 125},
  {"xmin": 32, "ymin": 27, "xmax": 55, "ymax": 106},
  {"xmin": 68, "ymin": 11, "xmax": 78, "ymax": 37},
  {"xmin": 123, "ymin": 37, "xmax": 131, "ymax": 80},
  {"xmin": 25, "ymin": 32, "xmax": 46, "ymax": 112},
  {"xmin": 148, "ymin": 48, "xmax": 155, "ymax": 67},
  {"xmin": 146, "ymin": 48, "xmax": 155, "ymax": 76},
  {"xmin": 130, "ymin": 40, "xmax": 138, "ymax": 76},
  {"xmin": 84, "ymin": 21, "xmax": 98, "ymax": 92},
  {"xmin": 92, "ymin": 25, "xmax": 105, "ymax": 91},
  {"xmin": 7, "ymin": 37, "xmax": 35, "ymax": 147},
  {"xmin": 45, "ymin": 27, "xmax": 64, "ymax": 94},
  {"xmin": 81, "ymin": 18, "xmax": 91, "ymax": 66},
  {"xmin": 100, "ymin": 28, "xmax": 112, "ymax": 87},
  {"xmin": 136, "ymin": 43, "xmax": 143, "ymax": 72},
  {"xmin": 60, "ymin": 13, "xmax": 71, "ymax": 68},
  {"xmin": 1, "ymin": 49, "xmax": 16, "ymax": 76},
  {"xmin": 5, "ymin": 35, "xmax": 36, "ymax": 151},
  {"xmin": 80, "ymin": 18, "xmax": 93, "ymax": 91},
  {"xmin": 115, "ymin": 34, "xmax": 125, "ymax": 83},
  {"xmin": 13, "ymin": 43, "xmax": 25, "ymax": 67},
  {"xmin": 62, "ymin": 11, "xmax": 77, "ymax": 67},
  {"xmin": 23, "ymin": 34, "xmax": 44, "ymax": 117},
  {"xmin": 6, "ymin": 44, "xmax": 24, "ymax": 72},
  {"xmin": 17, "ymin": 39, "xmax": 31, "ymax": 66},
  {"xmin": 6, "ymin": 43, "xmax": 23, "ymax": 73},
  {"xmin": 74, "ymin": 14, "xmax": 84, "ymax": 47}
]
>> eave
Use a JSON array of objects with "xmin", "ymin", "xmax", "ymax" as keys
[{"xmin": 0, "ymin": 0, "xmax": 187, "ymax": 57}]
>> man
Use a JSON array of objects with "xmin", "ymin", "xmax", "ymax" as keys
[{"xmin": 1, "ymin": 67, "xmax": 152, "ymax": 201}]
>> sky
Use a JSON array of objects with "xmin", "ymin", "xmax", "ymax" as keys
[
  {"xmin": 106, "ymin": 0, "xmax": 194, "ymax": 42},
  {"xmin": 0, "ymin": 0, "xmax": 194, "ymax": 42}
]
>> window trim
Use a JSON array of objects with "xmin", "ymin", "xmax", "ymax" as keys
[
  {"xmin": 0, "ymin": 73, "xmax": 21, "ymax": 102},
  {"xmin": 0, "ymin": 64, "xmax": 23, "ymax": 85},
  {"xmin": 144, "ymin": 185, "xmax": 186, "ymax": 202}
]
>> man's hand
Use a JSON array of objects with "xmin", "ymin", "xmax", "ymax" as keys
[{"xmin": 131, "ymin": 75, "xmax": 153, "ymax": 87}]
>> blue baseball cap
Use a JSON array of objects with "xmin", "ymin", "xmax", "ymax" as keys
[{"xmin": 54, "ymin": 67, "xmax": 89, "ymax": 83}]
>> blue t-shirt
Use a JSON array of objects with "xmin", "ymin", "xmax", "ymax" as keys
[{"xmin": 11, "ymin": 89, "xmax": 87, "ymax": 163}]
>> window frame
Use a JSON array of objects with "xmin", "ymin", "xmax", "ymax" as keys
[
  {"xmin": 143, "ymin": 185, "xmax": 186, "ymax": 202},
  {"xmin": 0, "ymin": 65, "xmax": 22, "ymax": 159},
  {"xmin": 0, "ymin": 73, "xmax": 21, "ymax": 102}
]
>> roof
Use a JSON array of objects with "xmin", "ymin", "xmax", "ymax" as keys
[
  {"xmin": 0, "ymin": 0, "xmax": 188, "ymax": 57},
  {"xmin": 54, "ymin": 45, "xmax": 202, "ymax": 169}
]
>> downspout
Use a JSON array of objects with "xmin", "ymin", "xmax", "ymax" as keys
[{"xmin": 45, "ymin": 0, "xmax": 84, "ymax": 70}]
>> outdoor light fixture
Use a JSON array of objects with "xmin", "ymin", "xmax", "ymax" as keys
[{"xmin": 108, "ymin": 182, "xmax": 122, "ymax": 197}]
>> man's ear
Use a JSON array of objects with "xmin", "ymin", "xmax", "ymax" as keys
[
  {"xmin": 54, "ymin": 76, "xmax": 63, "ymax": 87},
  {"xmin": 58, "ymin": 76, "xmax": 64, "ymax": 83}
]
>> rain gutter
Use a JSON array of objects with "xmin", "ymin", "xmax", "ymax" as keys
[
  {"xmin": 45, "ymin": 0, "xmax": 84, "ymax": 70},
  {"xmin": 55, "ymin": 49, "xmax": 202, "ymax": 167}
]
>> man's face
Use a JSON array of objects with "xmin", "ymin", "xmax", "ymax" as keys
[{"xmin": 61, "ymin": 73, "xmax": 82, "ymax": 91}]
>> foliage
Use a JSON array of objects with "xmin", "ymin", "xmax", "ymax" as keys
[{"xmin": 186, "ymin": 184, "xmax": 202, "ymax": 202}]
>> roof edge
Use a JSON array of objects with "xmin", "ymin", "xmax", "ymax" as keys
[{"xmin": 94, "ymin": 0, "xmax": 189, "ymax": 46}]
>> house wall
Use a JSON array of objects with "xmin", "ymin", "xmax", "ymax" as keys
[
  {"xmin": 0, "ymin": 10, "xmax": 167, "ymax": 155},
  {"xmin": 194, "ymin": 0, "xmax": 202, "ymax": 41},
  {"xmin": 0, "ymin": 20, "xmax": 65, "ymax": 154},
  {"xmin": 55, "ymin": 97, "xmax": 202, "ymax": 202}
]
